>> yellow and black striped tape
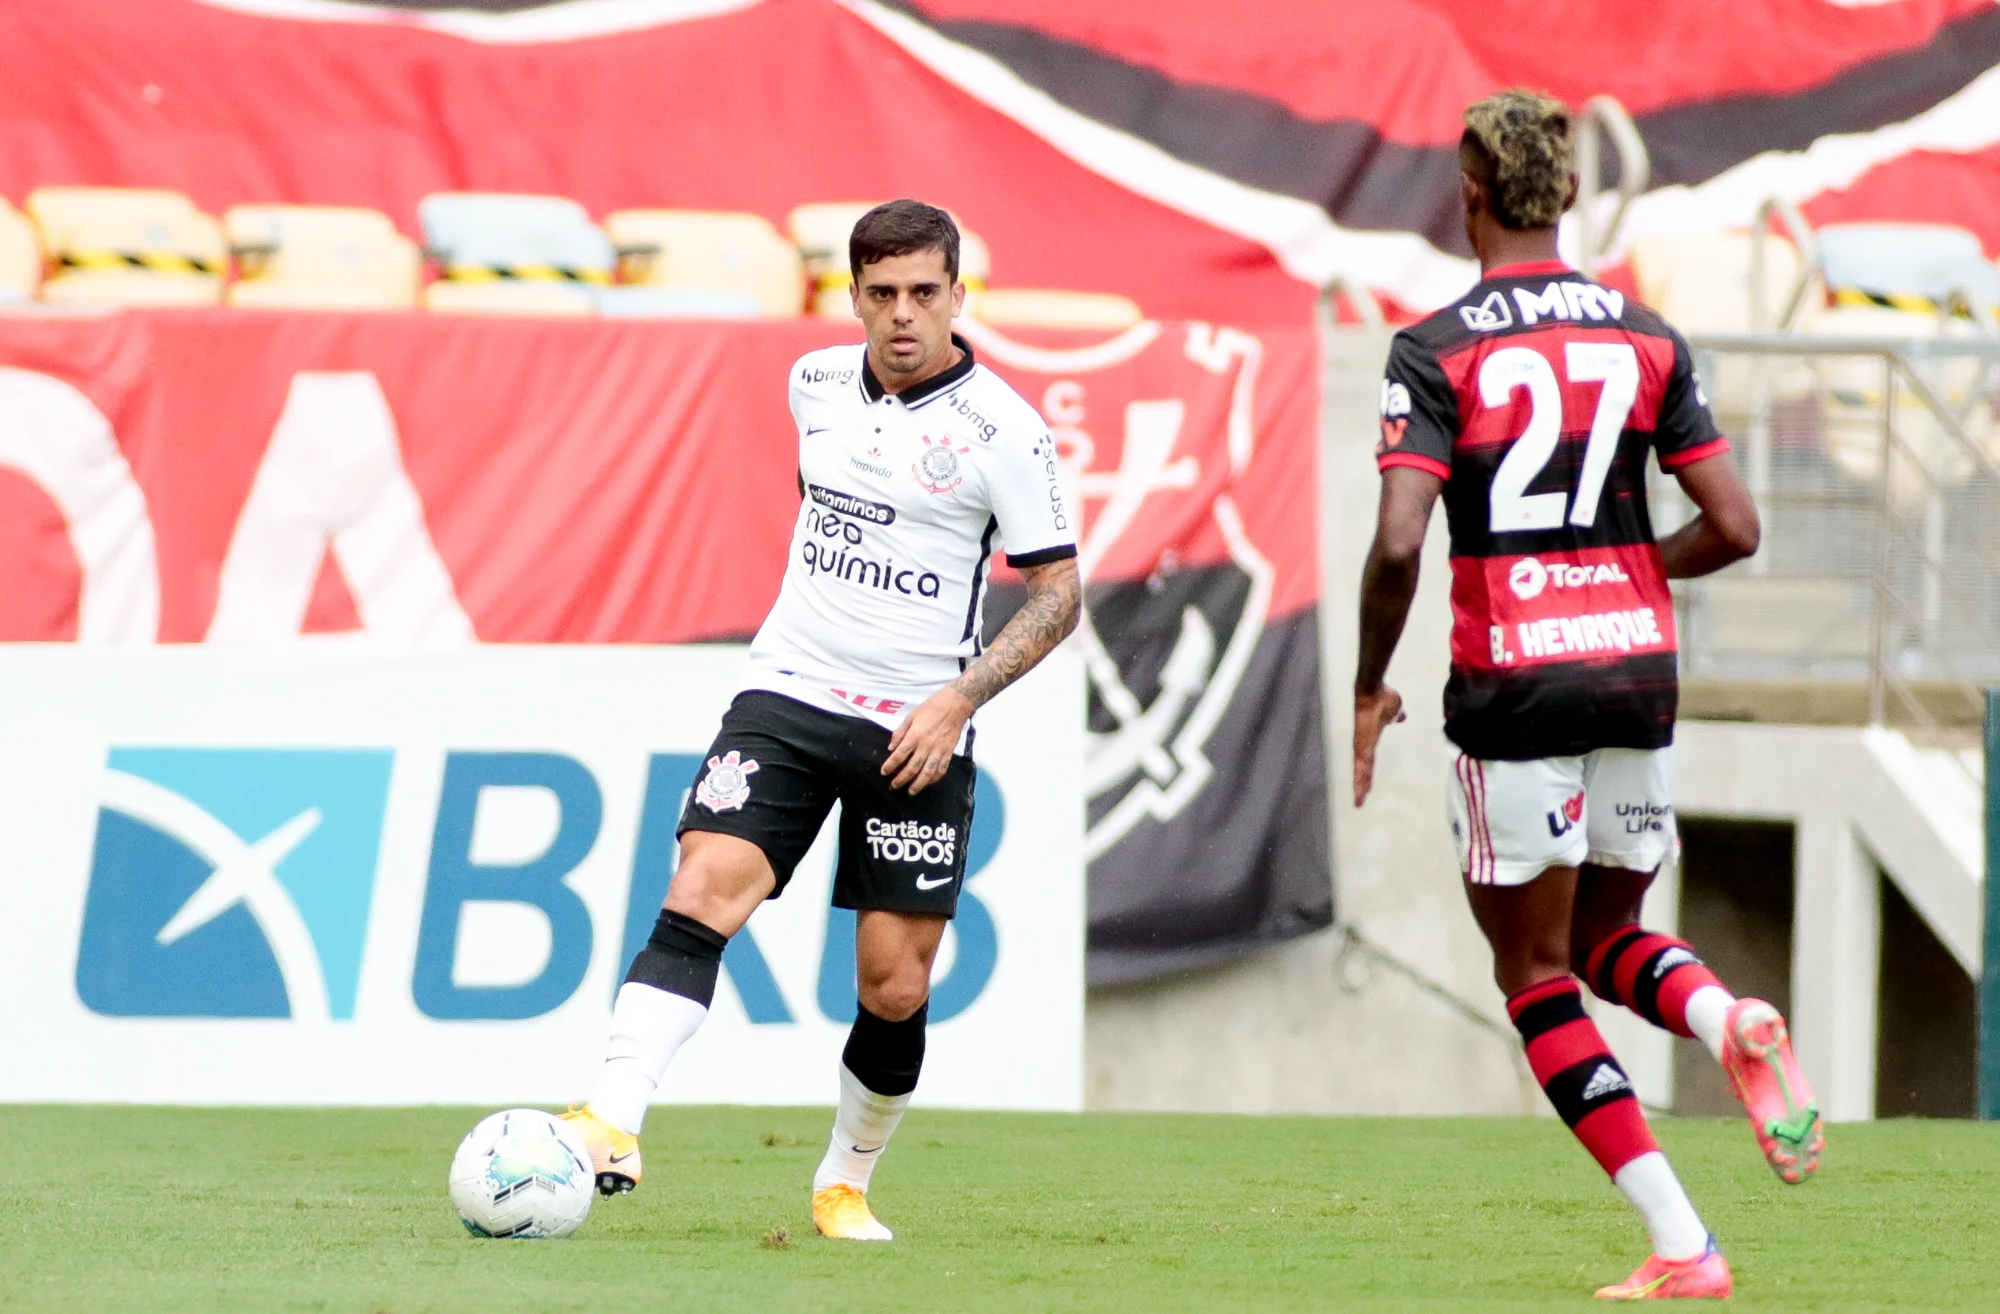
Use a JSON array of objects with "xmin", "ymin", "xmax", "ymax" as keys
[
  {"xmin": 59, "ymin": 250, "xmax": 220, "ymax": 276},
  {"xmin": 815, "ymin": 270, "xmax": 987, "ymax": 291},
  {"xmin": 442, "ymin": 263, "xmax": 610, "ymax": 286},
  {"xmin": 1831, "ymin": 286, "xmax": 1987, "ymax": 319}
]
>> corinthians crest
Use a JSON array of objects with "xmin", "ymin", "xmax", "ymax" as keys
[
  {"xmin": 694, "ymin": 750, "xmax": 759, "ymax": 812},
  {"xmin": 912, "ymin": 434, "xmax": 968, "ymax": 494}
]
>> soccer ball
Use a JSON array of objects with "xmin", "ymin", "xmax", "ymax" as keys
[{"xmin": 448, "ymin": 1108, "xmax": 595, "ymax": 1239}]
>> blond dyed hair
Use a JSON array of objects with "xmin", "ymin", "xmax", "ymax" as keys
[{"xmin": 1461, "ymin": 89, "xmax": 1574, "ymax": 229}]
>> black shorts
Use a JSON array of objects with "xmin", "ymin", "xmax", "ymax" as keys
[{"xmin": 677, "ymin": 691, "xmax": 976, "ymax": 917}]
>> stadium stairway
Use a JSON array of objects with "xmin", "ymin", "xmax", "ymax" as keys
[
  {"xmin": 1597, "ymin": 723, "xmax": 1983, "ymax": 1123},
  {"xmin": 1091, "ymin": 324, "xmax": 1987, "ymax": 1124}
]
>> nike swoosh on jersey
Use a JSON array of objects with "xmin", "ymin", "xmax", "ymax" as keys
[
  {"xmin": 915, "ymin": 874, "xmax": 953, "ymax": 890},
  {"xmin": 805, "ymin": 426, "xmax": 833, "ymax": 436}
]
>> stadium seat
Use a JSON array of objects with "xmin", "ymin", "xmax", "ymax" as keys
[
  {"xmin": 968, "ymin": 288, "xmax": 1145, "ymax": 331},
  {"xmin": 224, "ymin": 205, "xmax": 419, "ymax": 310},
  {"xmin": 788, "ymin": 202, "xmax": 991, "ymax": 318},
  {"xmin": 0, "ymin": 198, "xmax": 39, "ymax": 302},
  {"xmin": 28, "ymin": 186, "xmax": 224, "ymax": 307},
  {"xmin": 602, "ymin": 210, "xmax": 802, "ymax": 316},
  {"xmin": 418, "ymin": 192, "xmax": 612, "ymax": 315},
  {"xmin": 1816, "ymin": 222, "xmax": 2000, "ymax": 321},
  {"xmin": 1807, "ymin": 304, "xmax": 1997, "ymax": 505}
]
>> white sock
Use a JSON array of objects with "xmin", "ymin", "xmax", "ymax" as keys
[
  {"xmin": 1614, "ymin": 1151, "xmax": 1710, "ymax": 1261},
  {"xmin": 812, "ymin": 1062, "xmax": 913, "ymax": 1193},
  {"xmin": 588, "ymin": 982, "xmax": 709, "ymax": 1135},
  {"xmin": 1683, "ymin": 985, "xmax": 1735, "ymax": 1063}
]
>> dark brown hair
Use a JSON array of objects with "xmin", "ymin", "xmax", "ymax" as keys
[
  {"xmin": 849, "ymin": 199, "xmax": 960, "ymax": 282},
  {"xmin": 1460, "ymin": 89, "xmax": 1574, "ymax": 230}
]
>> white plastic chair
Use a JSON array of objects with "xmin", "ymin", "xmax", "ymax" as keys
[
  {"xmin": 604, "ymin": 210, "xmax": 802, "ymax": 317},
  {"xmin": 29, "ymin": 186, "xmax": 225, "ymax": 307},
  {"xmin": 1817, "ymin": 223, "xmax": 2000, "ymax": 320},
  {"xmin": 225, "ymin": 205, "xmax": 419, "ymax": 310},
  {"xmin": 419, "ymin": 193, "xmax": 612, "ymax": 314}
]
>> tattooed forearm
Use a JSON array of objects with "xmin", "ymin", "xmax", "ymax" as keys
[{"xmin": 950, "ymin": 558, "xmax": 1081, "ymax": 709}]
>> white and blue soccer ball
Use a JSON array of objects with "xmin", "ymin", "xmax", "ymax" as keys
[{"xmin": 448, "ymin": 1108, "xmax": 595, "ymax": 1239}]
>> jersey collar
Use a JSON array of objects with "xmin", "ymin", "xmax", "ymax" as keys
[
  {"xmin": 860, "ymin": 333, "xmax": 977, "ymax": 406},
  {"xmin": 1482, "ymin": 260, "xmax": 1573, "ymax": 281}
]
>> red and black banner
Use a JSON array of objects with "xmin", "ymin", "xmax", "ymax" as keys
[
  {"xmin": 12, "ymin": 0, "xmax": 1999, "ymax": 329},
  {"xmin": 898, "ymin": 0, "xmax": 2000, "ymax": 257},
  {"xmin": 0, "ymin": 310, "xmax": 1328, "ymax": 982}
]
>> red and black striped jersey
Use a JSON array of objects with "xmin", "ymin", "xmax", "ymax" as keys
[{"xmin": 1377, "ymin": 260, "xmax": 1729, "ymax": 761}]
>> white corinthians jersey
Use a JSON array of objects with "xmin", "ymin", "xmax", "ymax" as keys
[{"xmin": 745, "ymin": 335, "xmax": 1076, "ymax": 730}]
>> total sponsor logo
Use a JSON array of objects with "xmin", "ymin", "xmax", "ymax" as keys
[
  {"xmin": 1545, "ymin": 787, "xmax": 1585, "ymax": 838},
  {"xmin": 864, "ymin": 817, "xmax": 958, "ymax": 866},
  {"xmin": 74, "ymin": 745, "xmax": 1012, "ymax": 1026},
  {"xmin": 1508, "ymin": 556, "xmax": 1631, "ymax": 601}
]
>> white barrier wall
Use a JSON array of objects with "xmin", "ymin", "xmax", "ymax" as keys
[{"xmin": 0, "ymin": 645, "xmax": 1085, "ymax": 1110}]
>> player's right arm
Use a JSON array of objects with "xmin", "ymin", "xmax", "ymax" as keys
[{"xmin": 1354, "ymin": 332, "xmax": 1457, "ymax": 807}]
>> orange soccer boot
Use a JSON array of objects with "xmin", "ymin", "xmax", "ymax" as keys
[
  {"xmin": 1595, "ymin": 1240, "xmax": 1733, "ymax": 1301},
  {"xmin": 812, "ymin": 1183, "xmax": 893, "ymax": 1241},
  {"xmin": 561, "ymin": 1104, "xmax": 643, "ymax": 1196},
  {"xmin": 1720, "ymin": 998, "xmax": 1824, "ymax": 1184}
]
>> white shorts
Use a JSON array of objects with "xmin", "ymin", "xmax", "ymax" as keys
[{"xmin": 1446, "ymin": 745, "xmax": 1676, "ymax": 886}]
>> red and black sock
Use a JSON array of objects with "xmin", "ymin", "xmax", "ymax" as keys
[
  {"xmin": 1583, "ymin": 928, "xmax": 1725, "ymax": 1039},
  {"xmin": 1507, "ymin": 976, "xmax": 1658, "ymax": 1177}
]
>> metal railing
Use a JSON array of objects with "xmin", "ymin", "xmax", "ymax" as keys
[
  {"xmin": 1673, "ymin": 334, "xmax": 2000, "ymax": 730},
  {"xmin": 1574, "ymin": 96, "xmax": 1650, "ymax": 278}
]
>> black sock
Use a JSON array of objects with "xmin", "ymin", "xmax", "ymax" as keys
[
  {"xmin": 841, "ymin": 1001, "xmax": 928, "ymax": 1097},
  {"xmin": 623, "ymin": 910, "xmax": 728, "ymax": 1006}
]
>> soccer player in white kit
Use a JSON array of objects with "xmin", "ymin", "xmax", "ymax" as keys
[{"xmin": 562, "ymin": 200, "xmax": 1081, "ymax": 1242}]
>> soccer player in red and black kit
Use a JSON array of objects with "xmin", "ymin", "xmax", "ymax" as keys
[{"xmin": 1354, "ymin": 91, "xmax": 1825, "ymax": 1301}]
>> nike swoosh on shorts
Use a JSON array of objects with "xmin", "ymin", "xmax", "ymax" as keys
[{"xmin": 915, "ymin": 874, "xmax": 952, "ymax": 890}]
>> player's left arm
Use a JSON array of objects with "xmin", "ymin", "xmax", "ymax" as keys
[
  {"xmin": 882, "ymin": 557, "xmax": 1080, "ymax": 793},
  {"xmin": 1658, "ymin": 453, "xmax": 1760, "ymax": 578},
  {"xmin": 1651, "ymin": 326, "xmax": 1761, "ymax": 579}
]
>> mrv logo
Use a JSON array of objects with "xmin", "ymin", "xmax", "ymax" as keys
[{"xmin": 76, "ymin": 749, "xmax": 1005, "ymax": 1025}]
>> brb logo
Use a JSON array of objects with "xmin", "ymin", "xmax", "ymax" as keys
[
  {"xmin": 77, "ymin": 749, "xmax": 393, "ymax": 1020},
  {"xmin": 75, "ymin": 750, "xmax": 1006, "ymax": 1025}
]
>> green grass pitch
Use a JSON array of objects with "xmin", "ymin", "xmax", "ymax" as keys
[{"xmin": 4, "ymin": 1106, "xmax": 1996, "ymax": 1312}]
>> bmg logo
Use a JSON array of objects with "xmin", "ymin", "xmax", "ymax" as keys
[{"xmin": 75, "ymin": 749, "xmax": 1003, "ymax": 1025}]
